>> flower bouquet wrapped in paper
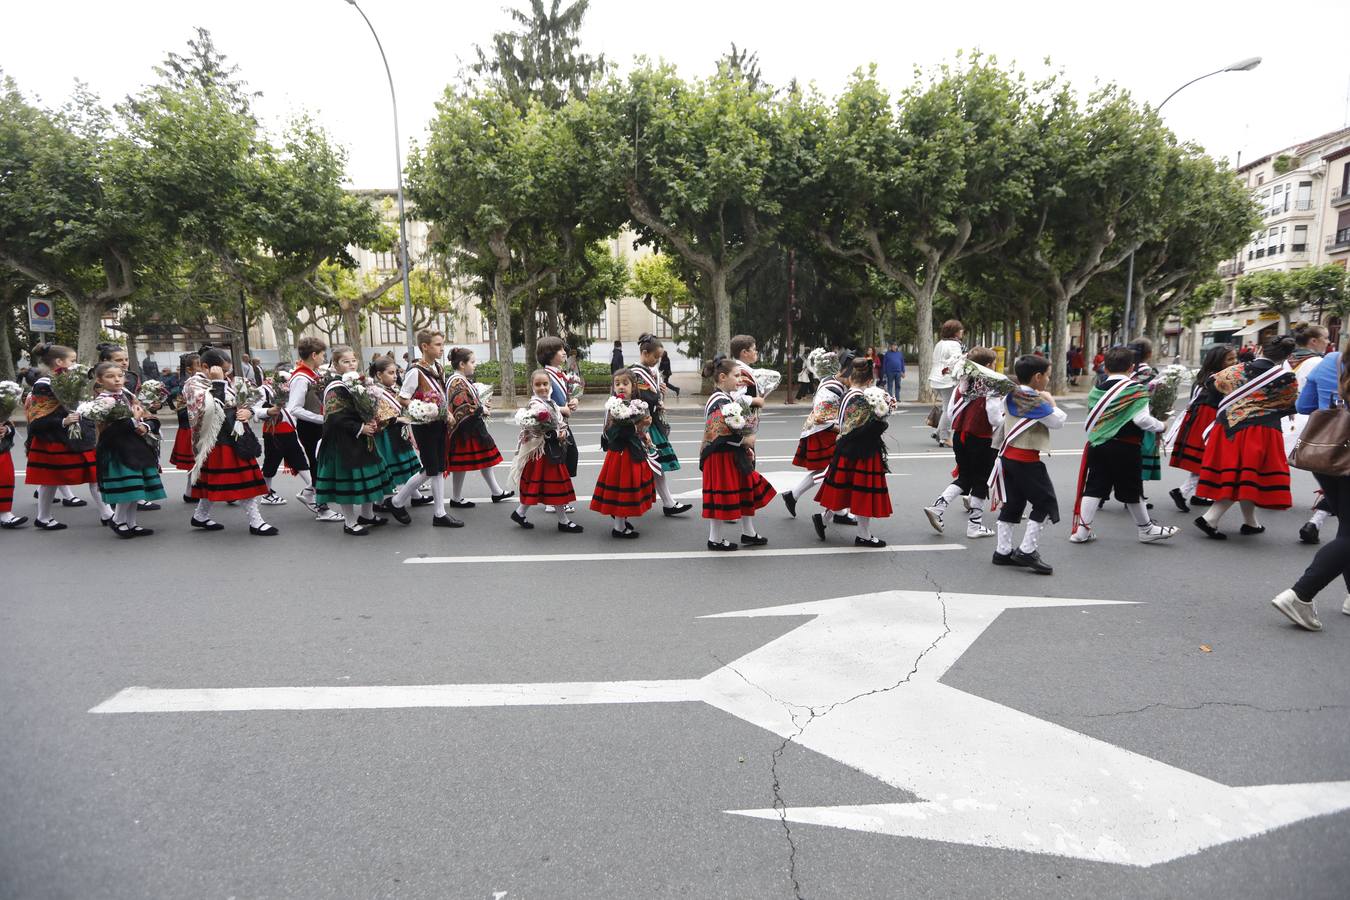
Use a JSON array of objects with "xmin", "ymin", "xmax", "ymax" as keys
[
  {"xmin": 751, "ymin": 368, "xmax": 782, "ymax": 397},
  {"xmin": 406, "ymin": 399, "xmax": 444, "ymax": 424},
  {"xmin": 1148, "ymin": 364, "xmax": 1190, "ymax": 419},
  {"xmin": 805, "ymin": 347, "xmax": 838, "ymax": 379},
  {"xmin": 473, "ymin": 382, "xmax": 495, "ymax": 406},
  {"xmin": 231, "ymin": 377, "xmax": 262, "ymax": 437},
  {"xmin": 267, "ymin": 370, "xmax": 290, "ymax": 405},
  {"xmin": 50, "ymin": 365, "xmax": 91, "ymax": 439},
  {"xmin": 0, "ymin": 380, "xmax": 23, "ymax": 422},
  {"xmin": 513, "ymin": 404, "xmax": 558, "ymax": 435},
  {"xmin": 76, "ymin": 395, "xmax": 132, "ymax": 426},
  {"xmin": 861, "ymin": 385, "xmax": 898, "ymax": 418},
  {"xmin": 956, "ymin": 358, "xmax": 1015, "ymax": 398},
  {"xmin": 566, "ymin": 373, "xmax": 585, "ymax": 402},
  {"xmin": 136, "ymin": 379, "xmax": 168, "ymax": 411}
]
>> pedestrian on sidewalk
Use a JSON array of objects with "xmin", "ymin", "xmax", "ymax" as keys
[
  {"xmin": 658, "ymin": 349, "xmax": 680, "ymax": 400},
  {"xmin": 1296, "ymin": 343, "xmax": 1342, "ymax": 545},
  {"xmin": 882, "ymin": 342, "xmax": 905, "ymax": 400},
  {"xmin": 929, "ymin": 319, "xmax": 965, "ymax": 447},
  {"xmin": 610, "ymin": 340, "xmax": 624, "ymax": 373}
]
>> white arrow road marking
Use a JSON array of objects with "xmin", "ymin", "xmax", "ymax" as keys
[{"xmin": 88, "ymin": 590, "xmax": 1350, "ymax": 866}]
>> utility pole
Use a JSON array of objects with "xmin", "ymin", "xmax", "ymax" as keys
[{"xmin": 785, "ymin": 249, "xmax": 796, "ymax": 404}]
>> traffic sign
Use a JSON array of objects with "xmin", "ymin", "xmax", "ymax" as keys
[{"xmin": 27, "ymin": 296, "xmax": 56, "ymax": 333}]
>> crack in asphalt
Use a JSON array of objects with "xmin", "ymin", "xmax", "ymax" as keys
[
  {"xmin": 1060, "ymin": 700, "xmax": 1350, "ymax": 719},
  {"xmin": 726, "ymin": 565, "xmax": 953, "ymax": 899}
]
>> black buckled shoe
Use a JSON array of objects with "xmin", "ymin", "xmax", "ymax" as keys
[
  {"xmin": 249, "ymin": 523, "xmax": 279, "ymax": 536},
  {"xmin": 611, "ymin": 527, "xmax": 641, "ymax": 539},
  {"xmin": 855, "ymin": 536, "xmax": 887, "ymax": 548},
  {"xmin": 61, "ymin": 497, "xmax": 88, "ymax": 508},
  {"xmin": 128, "ymin": 526, "xmax": 154, "ymax": 537},
  {"xmin": 113, "ymin": 523, "xmax": 136, "ymax": 539},
  {"xmin": 1299, "ymin": 521, "xmax": 1320, "ymax": 544},
  {"xmin": 781, "ymin": 491, "xmax": 797, "ymax": 518},
  {"xmin": 1193, "ymin": 516, "xmax": 1226, "ymax": 540},
  {"xmin": 557, "ymin": 521, "xmax": 584, "ymax": 533},
  {"xmin": 707, "ymin": 539, "xmax": 739, "ymax": 551},
  {"xmin": 832, "ymin": 513, "xmax": 857, "ymax": 526},
  {"xmin": 1168, "ymin": 488, "xmax": 1190, "ymax": 513},
  {"xmin": 358, "ymin": 515, "xmax": 389, "ymax": 527},
  {"xmin": 0, "ymin": 516, "xmax": 29, "ymax": 529},
  {"xmin": 1239, "ymin": 523, "xmax": 1265, "ymax": 535},
  {"xmin": 34, "ymin": 518, "xmax": 67, "ymax": 531},
  {"xmin": 433, "ymin": 514, "xmax": 465, "ymax": 528},
  {"xmin": 343, "ymin": 523, "xmax": 369, "ymax": 536},
  {"xmin": 448, "ymin": 498, "xmax": 475, "ymax": 509},
  {"xmin": 491, "ymin": 491, "xmax": 515, "ymax": 503},
  {"xmin": 510, "ymin": 510, "xmax": 534, "ymax": 529},
  {"xmin": 662, "ymin": 502, "xmax": 693, "ymax": 517},
  {"xmin": 190, "ymin": 517, "xmax": 224, "ymax": 531},
  {"xmin": 740, "ymin": 533, "xmax": 768, "ymax": 546},
  {"xmin": 389, "ymin": 503, "xmax": 412, "ymax": 524},
  {"xmin": 811, "ymin": 513, "xmax": 827, "ymax": 541},
  {"xmin": 409, "ymin": 495, "xmax": 435, "ymax": 507}
]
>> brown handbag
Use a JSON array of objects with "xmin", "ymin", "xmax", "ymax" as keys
[
  {"xmin": 924, "ymin": 404, "xmax": 942, "ymax": 429},
  {"xmin": 1288, "ymin": 407, "xmax": 1350, "ymax": 477}
]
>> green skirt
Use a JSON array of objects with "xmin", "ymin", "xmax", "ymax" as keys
[
  {"xmin": 314, "ymin": 447, "xmax": 394, "ymax": 505},
  {"xmin": 649, "ymin": 420, "xmax": 681, "ymax": 472},
  {"xmin": 375, "ymin": 429, "xmax": 421, "ymax": 485},
  {"xmin": 97, "ymin": 454, "xmax": 167, "ymax": 504},
  {"xmin": 1141, "ymin": 432, "xmax": 1162, "ymax": 482}
]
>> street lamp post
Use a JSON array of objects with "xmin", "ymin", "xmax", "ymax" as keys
[
  {"xmin": 343, "ymin": 0, "xmax": 417, "ymax": 362},
  {"xmin": 1121, "ymin": 56, "xmax": 1261, "ymax": 343}
]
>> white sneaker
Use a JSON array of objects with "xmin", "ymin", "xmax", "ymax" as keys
[
  {"xmin": 1271, "ymin": 589, "xmax": 1322, "ymax": 632},
  {"xmin": 1137, "ymin": 522, "xmax": 1178, "ymax": 543},
  {"xmin": 923, "ymin": 506, "xmax": 945, "ymax": 533},
  {"xmin": 1342, "ymin": 595, "xmax": 1350, "ymax": 616},
  {"xmin": 965, "ymin": 523, "xmax": 995, "ymax": 539},
  {"xmin": 1069, "ymin": 526, "xmax": 1095, "ymax": 543},
  {"xmin": 565, "ymin": 504, "xmax": 576, "ymax": 513},
  {"xmin": 543, "ymin": 505, "xmax": 556, "ymax": 513},
  {"xmin": 295, "ymin": 491, "xmax": 318, "ymax": 513},
  {"xmin": 314, "ymin": 506, "xmax": 345, "ymax": 523},
  {"xmin": 260, "ymin": 491, "xmax": 287, "ymax": 506}
]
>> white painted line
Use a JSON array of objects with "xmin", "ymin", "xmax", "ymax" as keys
[{"xmin": 404, "ymin": 544, "xmax": 966, "ymax": 565}]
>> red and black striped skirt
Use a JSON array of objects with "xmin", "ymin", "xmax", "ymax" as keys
[
  {"xmin": 189, "ymin": 444, "xmax": 268, "ymax": 502},
  {"xmin": 446, "ymin": 427, "xmax": 503, "ymax": 471},
  {"xmin": 1168, "ymin": 405, "xmax": 1217, "ymax": 474},
  {"xmin": 701, "ymin": 451, "xmax": 776, "ymax": 521},
  {"xmin": 792, "ymin": 430, "xmax": 837, "ymax": 471},
  {"xmin": 24, "ymin": 437, "xmax": 98, "ymax": 486},
  {"xmin": 518, "ymin": 456, "xmax": 576, "ymax": 506},
  {"xmin": 816, "ymin": 450, "xmax": 893, "ymax": 518},
  {"xmin": 590, "ymin": 451, "xmax": 655, "ymax": 517},
  {"xmin": 0, "ymin": 452, "xmax": 14, "ymax": 512},
  {"xmin": 1196, "ymin": 423, "xmax": 1290, "ymax": 509},
  {"xmin": 169, "ymin": 427, "xmax": 195, "ymax": 470}
]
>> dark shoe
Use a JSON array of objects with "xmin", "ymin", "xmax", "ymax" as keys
[
  {"xmin": 707, "ymin": 539, "xmax": 739, "ymax": 551},
  {"xmin": 1239, "ymin": 523, "xmax": 1265, "ymax": 535},
  {"xmin": 409, "ymin": 495, "xmax": 435, "ymax": 507},
  {"xmin": 448, "ymin": 498, "xmax": 475, "ymax": 509},
  {"xmin": 1189, "ymin": 496, "xmax": 1213, "ymax": 507},
  {"xmin": 855, "ymin": 536, "xmax": 887, "ymax": 548},
  {"xmin": 388, "ymin": 503, "xmax": 411, "ymax": 525},
  {"xmin": 782, "ymin": 491, "xmax": 798, "ymax": 518},
  {"xmin": 137, "ymin": 500, "xmax": 162, "ymax": 511},
  {"xmin": 1194, "ymin": 516, "xmax": 1226, "ymax": 540},
  {"xmin": 992, "ymin": 550, "xmax": 1016, "ymax": 566},
  {"xmin": 128, "ymin": 526, "xmax": 154, "ymax": 537},
  {"xmin": 1168, "ymin": 488, "xmax": 1190, "ymax": 513},
  {"xmin": 343, "ymin": 524, "xmax": 370, "ymax": 536},
  {"xmin": 1011, "ymin": 549, "xmax": 1053, "ymax": 575},
  {"xmin": 491, "ymin": 491, "xmax": 515, "ymax": 503},
  {"xmin": 611, "ymin": 527, "xmax": 641, "ymax": 539},
  {"xmin": 0, "ymin": 516, "xmax": 29, "ymax": 529},
  {"xmin": 359, "ymin": 515, "xmax": 389, "ymax": 527},
  {"xmin": 557, "ymin": 521, "xmax": 584, "ymax": 533},
  {"xmin": 182, "ymin": 494, "xmax": 195, "ymax": 504},
  {"xmin": 34, "ymin": 518, "xmax": 67, "ymax": 531},
  {"xmin": 114, "ymin": 523, "xmax": 136, "ymax": 539},
  {"xmin": 1299, "ymin": 522, "xmax": 1321, "ymax": 545},
  {"xmin": 662, "ymin": 502, "xmax": 693, "ymax": 517},
  {"xmin": 510, "ymin": 510, "xmax": 534, "ymax": 529},
  {"xmin": 433, "ymin": 514, "xmax": 464, "ymax": 528},
  {"xmin": 833, "ymin": 513, "xmax": 858, "ymax": 526},
  {"xmin": 190, "ymin": 517, "xmax": 224, "ymax": 531},
  {"xmin": 740, "ymin": 533, "xmax": 768, "ymax": 546},
  {"xmin": 811, "ymin": 513, "xmax": 827, "ymax": 541},
  {"xmin": 373, "ymin": 500, "xmax": 392, "ymax": 513},
  {"xmin": 61, "ymin": 497, "xmax": 88, "ymax": 508},
  {"xmin": 250, "ymin": 524, "xmax": 280, "ymax": 536},
  {"xmin": 101, "ymin": 516, "xmax": 114, "ymax": 528}
]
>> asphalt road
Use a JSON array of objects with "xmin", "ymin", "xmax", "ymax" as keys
[{"xmin": 1, "ymin": 399, "xmax": 1347, "ymax": 899}]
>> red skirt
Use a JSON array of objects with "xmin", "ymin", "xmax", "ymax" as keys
[
  {"xmin": 1168, "ymin": 405, "xmax": 1217, "ymax": 474},
  {"xmin": 446, "ymin": 427, "xmax": 503, "ymax": 471},
  {"xmin": 170, "ymin": 427, "xmax": 195, "ymax": 470},
  {"xmin": 189, "ymin": 444, "xmax": 268, "ymax": 502},
  {"xmin": 792, "ymin": 431, "xmax": 836, "ymax": 471},
  {"xmin": 816, "ymin": 451, "xmax": 893, "ymax": 518},
  {"xmin": 518, "ymin": 456, "xmax": 576, "ymax": 506},
  {"xmin": 590, "ymin": 450, "xmax": 655, "ymax": 517},
  {"xmin": 701, "ymin": 451, "xmax": 776, "ymax": 521},
  {"xmin": 1196, "ymin": 424, "xmax": 1291, "ymax": 509},
  {"xmin": 24, "ymin": 437, "xmax": 98, "ymax": 486},
  {"xmin": 0, "ymin": 452, "xmax": 13, "ymax": 513}
]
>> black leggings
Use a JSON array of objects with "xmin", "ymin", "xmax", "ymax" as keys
[{"xmin": 1293, "ymin": 474, "xmax": 1350, "ymax": 601}]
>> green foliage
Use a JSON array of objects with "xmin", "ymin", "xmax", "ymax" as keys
[
  {"xmin": 472, "ymin": 0, "xmax": 605, "ymax": 111},
  {"xmin": 474, "ymin": 358, "xmax": 610, "ymax": 390},
  {"xmin": 1272, "ymin": 154, "xmax": 1297, "ymax": 175}
]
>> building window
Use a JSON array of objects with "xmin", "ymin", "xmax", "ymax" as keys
[
  {"xmin": 1292, "ymin": 225, "xmax": 1308, "ymax": 251},
  {"xmin": 480, "ymin": 316, "xmax": 491, "ymax": 344},
  {"xmin": 586, "ymin": 314, "xmax": 609, "ymax": 341},
  {"xmin": 377, "ymin": 314, "xmax": 402, "ymax": 345},
  {"xmin": 653, "ymin": 304, "xmax": 694, "ymax": 339},
  {"xmin": 1296, "ymin": 181, "xmax": 1312, "ymax": 210}
]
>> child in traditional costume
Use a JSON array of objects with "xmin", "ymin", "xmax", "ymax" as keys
[
  {"xmin": 635, "ymin": 333, "xmax": 692, "ymax": 516},
  {"xmin": 783, "ymin": 349, "xmax": 851, "ymax": 519},
  {"xmin": 923, "ymin": 347, "xmax": 1004, "ymax": 538},
  {"xmin": 170, "ymin": 353, "xmax": 204, "ymax": 503},
  {"xmin": 1166, "ymin": 345, "xmax": 1234, "ymax": 513},
  {"xmin": 538, "ymin": 336, "xmax": 581, "ymax": 513},
  {"xmin": 389, "ymin": 329, "xmax": 461, "ymax": 528},
  {"xmin": 24, "ymin": 345, "xmax": 110, "ymax": 530},
  {"xmin": 700, "ymin": 358, "xmax": 775, "ymax": 551},
  {"xmin": 509, "ymin": 369, "xmax": 582, "ymax": 532},
  {"xmin": 1194, "ymin": 334, "xmax": 1299, "ymax": 539},
  {"xmin": 256, "ymin": 368, "xmax": 313, "ymax": 506},
  {"xmin": 729, "ymin": 334, "xmax": 769, "ymax": 444},
  {"xmin": 90, "ymin": 362, "xmax": 166, "ymax": 537},
  {"xmin": 988, "ymin": 355, "xmax": 1066, "ymax": 575},
  {"xmin": 1069, "ymin": 347, "xmax": 1178, "ymax": 545},
  {"xmin": 368, "ymin": 357, "xmax": 421, "ymax": 509},
  {"xmin": 312, "ymin": 346, "xmax": 393, "ymax": 536},
  {"xmin": 812, "ymin": 358, "xmax": 895, "ymax": 547},
  {"xmin": 184, "ymin": 350, "xmax": 276, "ymax": 535},
  {"xmin": 1128, "ymin": 339, "xmax": 1163, "ymax": 493},
  {"xmin": 286, "ymin": 336, "xmax": 344, "ymax": 522},
  {"xmin": 445, "ymin": 347, "xmax": 511, "ymax": 508},
  {"xmin": 101, "ymin": 344, "xmax": 162, "ymax": 514},
  {"xmin": 0, "ymin": 396, "xmax": 25, "ymax": 529},
  {"xmin": 590, "ymin": 368, "xmax": 657, "ymax": 538}
]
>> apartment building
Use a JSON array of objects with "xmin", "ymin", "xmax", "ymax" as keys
[{"xmin": 1193, "ymin": 125, "xmax": 1350, "ymax": 356}]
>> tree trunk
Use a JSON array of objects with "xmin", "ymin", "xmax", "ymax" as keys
[
  {"xmin": 0, "ymin": 304, "xmax": 14, "ymax": 381},
  {"xmin": 75, "ymin": 297, "xmax": 104, "ymax": 366},
  {"xmin": 341, "ymin": 303, "xmax": 365, "ymax": 364},
  {"xmin": 493, "ymin": 265, "xmax": 516, "ymax": 404},
  {"xmin": 710, "ymin": 267, "xmax": 731, "ymax": 356},
  {"xmin": 266, "ymin": 293, "xmax": 293, "ymax": 364},
  {"xmin": 522, "ymin": 292, "xmax": 538, "ymax": 365},
  {"xmin": 1018, "ymin": 296, "xmax": 1033, "ymax": 357},
  {"xmin": 1050, "ymin": 286, "xmax": 1070, "ymax": 396},
  {"xmin": 913, "ymin": 280, "xmax": 937, "ymax": 404},
  {"xmin": 546, "ymin": 275, "xmax": 561, "ymax": 336},
  {"xmin": 123, "ymin": 326, "xmax": 141, "ymax": 376}
]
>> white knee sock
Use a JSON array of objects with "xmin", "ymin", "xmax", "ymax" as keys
[
  {"xmin": 1019, "ymin": 520, "xmax": 1043, "ymax": 554},
  {"xmin": 855, "ymin": 515, "xmax": 872, "ymax": 539},
  {"xmin": 88, "ymin": 484, "xmax": 111, "ymax": 519},
  {"xmin": 1310, "ymin": 508, "xmax": 1330, "ymax": 527},
  {"xmin": 515, "ymin": 502, "xmax": 528, "ymax": 519},
  {"xmin": 1239, "ymin": 500, "xmax": 1260, "ymax": 527},
  {"xmin": 361, "ymin": 502, "xmax": 373, "ymax": 519},
  {"xmin": 430, "ymin": 476, "xmax": 447, "ymax": 517},
  {"xmin": 125, "ymin": 503, "xmax": 138, "ymax": 529},
  {"xmin": 194, "ymin": 498, "xmax": 214, "ymax": 521},
  {"xmin": 297, "ymin": 471, "xmax": 313, "ymax": 489},
  {"xmin": 1180, "ymin": 472, "xmax": 1199, "ymax": 500},
  {"xmin": 393, "ymin": 472, "xmax": 427, "ymax": 508},
  {"xmin": 655, "ymin": 474, "xmax": 677, "ymax": 507},
  {"xmin": 482, "ymin": 468, "xmax": 504, "ymax": 495},
  {"xmin": 241, "ymin": 497, "xmax": 264, "ymax": 528},
  {"xmin": 709, "ymin": 520, "xmax": 723, "ymax": 543},
  {"xmin": 1125, "ymin": 502, "xmax": 1151, "ymax": 528},
  {"xmin": 113, "ymin": 502, "xmax": 131, "ymax": 526},
  {"xmin": 1077, "ymin": 497, "xmax": 1099, "ymax": 529},
  {"xmin": 58, "ymin": 485, "xmax": 75, "ymax": 500},
  {"xmin": 340, "ymin": 503, "xmax": 359, "ymax": 527},
  {"xmin": 37, "ymin": 485, "xmax": 56, "ymax": 521},
  {"xmin": 451, "ymin": 471, "xmax": 467, "ymax": 501},
  {"xmin": 967, "ymin": 496, "xmax": 985, "ymax": 525},
  {"xmin": 555, "ymin": 504, "xmax": 571, "ymax": 524},
  {"xmin": 740, "ymin": 515, "xmax": 758, "ymax": 537},
  {"xmin": 996, "ymin": 521, "xmax": 1014, "ymax": 555},
  {"xmin": 790, "ymin": 471, "xmax": 817, "ymax": 499},
  {"xmin": 613, "ymin": 516, "xmax": 627, "ymax": 531},
  {"xmin": 1203, "ymin": 499, "xmax": 1233, "ymax": 526},
  {"xmin": 932, "ymin": 483, "xmax": 963, "ymax": 509}
]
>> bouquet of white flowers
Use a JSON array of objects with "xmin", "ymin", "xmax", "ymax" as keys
[
  {"xmin": 513, "ymin": 404, "xmax": 558, "ymax": 435},
  {"xmin": 1148, "ymin": 364, "xmax": 1190, "ymax": 419},
  {"xmin": 76, "ymin": 395, "xmax": 131, "ymax": 425},
  {"xmin": 861, "ymin": 385, "xmax": 897, "ymax": 418},
  {"xmin": 956, "ymin": 358, "xmax": 1015, "ymax": 398},
  {"xmin": 605, "ymin": 396, "xmax": 650, "ymax": 421},
  {"xmin": 340, "ymin": 372, "xmax": 378, "ymax": 449},
  {"xmin": 50, "ymin": 364, "xmax": 91, "ymax": 438},
  {"xmin": 565, "ymin": 373, "xmax": 585, "ymax": 402},
  {"xmin": 0, "ymin": 380, "xmax": 23, "ymax": 422},
  {"xmin": 751, "ymin": 368, "xmax": 782, "ymax": 396},
  {"xmin": 473, "ymin": 382, "xmax": 495, "ymax": 407},
  {"xmin": 406, "ymin": 399, "xmax": 445, "ymax": 424},
  {"xmin": 806, "ymin": 347, "xmax": 838, "ymax": 379},
  {"xmin": 231, "ymin": 377, "xmax": 262, "ymax": 437},
  {"xmin": 722, "ymin": 400, "xmax": 747, "ymax": 431},
  {"xmin": 136, "ymin": 379, "xmax": 168, "ymax": 410}
]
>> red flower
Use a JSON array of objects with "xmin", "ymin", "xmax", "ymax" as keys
[{"xmin": 536, "ymin": 409, "xmax": 552, "ymax": 422}]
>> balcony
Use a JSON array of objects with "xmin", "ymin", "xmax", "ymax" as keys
[
  {"xmin": 1333, "ymin": 186, "xmax": 1350, "ymax": 208},
  {"xmin": 1218, "ymin": 260, "xmax": 1245, "ymax": 278},
  {"xmin": 1327, "ymin": 227, "xmax": 1350, "ymax": 253}
]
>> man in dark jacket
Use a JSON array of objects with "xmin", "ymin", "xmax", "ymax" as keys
[{"xmin": 610, "ymin": 340, "xmax": 624, "ymax": 373}]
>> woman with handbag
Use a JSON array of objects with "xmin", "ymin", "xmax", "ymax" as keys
[
  {"xmin": 929, "ymin": 320, "xmax": 965, "ymax": 447},
  {"xmin": 1271, "ymin": 346, "xmax": 1350, "ymax": 631}
]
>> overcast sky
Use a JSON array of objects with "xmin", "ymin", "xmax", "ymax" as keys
[{"xmin": 4, "ymin": 0, "xmax": 1348, "ymax": 187}]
